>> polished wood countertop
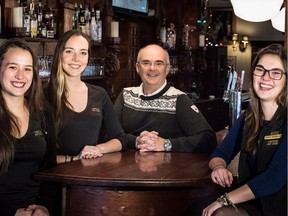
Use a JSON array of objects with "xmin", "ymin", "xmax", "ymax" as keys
[{"xmin": 35, "ymin": 150, "xmax": 212, "ymax": 187}]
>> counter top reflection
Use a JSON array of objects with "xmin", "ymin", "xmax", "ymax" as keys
[
  {"xmin": 35, "ymin": 151, "xmax": 219, "ymax": 216},
  {"xmin": 36, "ymin": 151, "xmax": 212, "ymax": 186}
]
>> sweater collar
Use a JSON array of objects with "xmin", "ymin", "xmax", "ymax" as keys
[{"xmin": 139, "ymin": 82, "xmax": 171, "ymax": 100}]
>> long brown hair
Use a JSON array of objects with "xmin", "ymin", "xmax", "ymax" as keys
[
  {"xmin": 46, "ymin": 29, "xmax": 91, "ymax": 132},
  {"xmin": 0, "ymin": 39, "xmax": 45, "ymax": 174},
  {"xmin": 245, "ymin": 43, "xmax": 287, "ymax": 154}
]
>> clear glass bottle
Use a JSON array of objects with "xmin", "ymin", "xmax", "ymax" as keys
[
  {"xmin": 160, "ymin": 18, "xmax": 166, "ymax": 46},
  {"xmin": 72, "ymin": 3, "xmax": 79, "ymax": 29},
  {"xmin": 30, "ymin": 0, "xmax": 38, "ymax": 38},
  {"xmin": 23, "ymin": 0, "xmax": 31, "ymax": 37},
  {"xmin": 37, "ymin": 1, "xmax": 43, "ymax": 37},
  {"xmin": 84, "ymin": 4, "xmax": 91, "ymax": 36},
  {"xmin": 96, "ymin": 10, "xmax": 102, "ymax": 42},
  {"xmin": 90, "ymin": 8, "xmax": 97, "ymax": 41}
]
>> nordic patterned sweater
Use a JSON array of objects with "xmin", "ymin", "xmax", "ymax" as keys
[{"xmin": 114, "ymin": 83, "xmax": 217, "ymax": 152}]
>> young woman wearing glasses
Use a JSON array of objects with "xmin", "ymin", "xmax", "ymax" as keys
[{"xmin": 202, "ymin": 43, "xmax": 287, "ymax": 216}]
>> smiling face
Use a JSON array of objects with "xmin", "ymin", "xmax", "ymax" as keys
[
  {"xmin": 0, "ymin": 47, "xmax": 33, "ymax": 99},
  {"xmin": 136, "ymin": 45, "xmax": 170, "ymax": 94},
  {"xmin": 253, "ymin": 54, "xmax": 286, "ymax": 104},
  {"xmin": 61, "ymin": 35, "xmax": 89, "ymax": 78}
]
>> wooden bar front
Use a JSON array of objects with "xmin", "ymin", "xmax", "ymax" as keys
[{"xmin": 35, "ymin": 151, "xmax": 222, "ymax": 216}]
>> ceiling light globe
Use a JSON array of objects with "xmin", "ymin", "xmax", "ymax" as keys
[
  {"xmin": 271, "ymin": 7, "xmax": 285, "ymax": 32},
  {"xmin": 231, "ymin": 0, "xmax": 284, "ymax": 22}
]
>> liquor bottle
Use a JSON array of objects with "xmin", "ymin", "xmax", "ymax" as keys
[
  {"xmin": 41, "ymin": 3, "xmax": 51, "ymax": 38},
  {"xmin": 23, "ymin": 1, "xmax": 30, "ymax": 36},
  {"xmin": 72, "ymin": 3, "xmax": 79, "ymax": 29},
  {"xmin": 159, "ymin": 18, "xmax": 167, "ymax": 46},
  {"xmin": 44, "ymin": 7, "xmax": 54, "ymax": 38},
  {"xmin": 52, "ymin": 9, "xmax": 57, "ymax": 38},
  {"xmin": 95, "ymin": 10, "xmax": 102, "ymax": 42},
  {"xmin": 78, "ymin": 4, "xmax": 86, "ymax": 32},
  {"xmin": 226, "ymin": 19, "xmax": 232, "ymax": 41},
  {"xmin": 84, "ymin": 4, "xmax": 91, "ymax": 36},
  {"xmin": 37, "ymin": 1, "xmax": 43, "ymax": 37},
  {"xmin": 30, "ymin": 0, "xmax": 37, "ymax": 38},
  {"xmin": 167, "ymin": 23, "xmax": 176, "ymax": 49},
  {"xmin": 90, "ymin": 8, "xmax": 97, "ymax": 41}
]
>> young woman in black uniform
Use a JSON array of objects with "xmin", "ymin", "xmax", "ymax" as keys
[
  {"xmin": 47, "ymin": 29, "xmax": 126, "ymax": 162},
  {"xmin": 0, "ymin": 39, "xmax": 57, "ymax": 216}
]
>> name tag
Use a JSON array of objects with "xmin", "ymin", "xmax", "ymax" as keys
[
  {"xmin": 91, "ymin": 107, "xmax": 101, "ymax": 112},
  {"xmin": 264, "ymin": 133, "xmax": 282, "ymax": 140},
  {"xmin": 34, "ymin": 130, "xmax": 44, "ymax": 136}
]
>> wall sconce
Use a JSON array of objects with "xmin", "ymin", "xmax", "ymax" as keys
[
  {"xmin": 232, "ymin": 34, "xmax": 249, "ymax": 52},
  {"xmin": 239, "ymin": 35, "xmax": 249, "ymax": 52},
  {"xmin": 232, "ymin": 34, "xmax": 238, "ymax": 51}
]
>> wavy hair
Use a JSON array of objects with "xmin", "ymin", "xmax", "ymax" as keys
[
  {"xmin": 245, "ymin": 43, "xmax": 287, "ymax": 154},
  {"xmin": 0, "ymin": 39, "xmax": 45, "ymax": 174},
  {"xmin": 47, "ymin": 29, "xmax": 91, "ymax": 132}
]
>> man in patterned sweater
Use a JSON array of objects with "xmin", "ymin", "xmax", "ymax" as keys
[{"xmin": 114, "ymin": 44, "xmax": 217, "ymax": 152}]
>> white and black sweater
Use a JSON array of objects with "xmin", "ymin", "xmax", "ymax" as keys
[{"xmin": 114, "ymin": 84, "xmax": 217, "ymax": 152}]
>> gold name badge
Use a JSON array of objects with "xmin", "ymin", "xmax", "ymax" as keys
[
  {"xmin": 91, "ymin": 107, "xmax": 101, "ymax": 112},
  {"xmin": 264, "ymin": 133, "xmax": 282, "ymax": 140}
]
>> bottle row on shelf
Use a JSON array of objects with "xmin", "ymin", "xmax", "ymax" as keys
[
  {"xmin": 9, "ymin": 0, "xmax": 57, "ymax": 38},
  {"xmin": 72, "ymin": 3, "xmax": 102, "ymax": 42},
  {"xmin": 7, "ymin": 1, "xmax": 103, "ymax": 42},
  {"xmin": 38, "ymin": 56, "xmax": 106, "ymax": 78}
]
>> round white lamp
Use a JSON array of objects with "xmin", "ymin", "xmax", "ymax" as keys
[
  {"xmin": 271, "ymin": 7, "xmax": 285, "ymax": 32},
  {"xmin": 231, "ymin": 0, "xmax": 284, "ymax": 22}
]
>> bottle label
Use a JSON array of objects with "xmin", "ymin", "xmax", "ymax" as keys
[
  {"xmin": 41, "ymin": 27, "xmax": 47, "ymax": 38},
  {"xmin": 47, "ymin": 30, "xmax": 54, "ymax": 38},
  {"xmin": 24, "ymin": 15, "xmax": 31, "ymax": 36},
  {"xmin": 31, "ymin": 20, "xmax": 37, "ymax": 38}
]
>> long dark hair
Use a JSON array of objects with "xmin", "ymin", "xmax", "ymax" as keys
[
  {"xmin": 46, "ymin": 29, "xmax": 90, "ymax": 132},
  {"xmin": 245, "ymin": 43, "xmax": 287, "ymax": 154},
  {"xmin": 0, "ymin": 39, "xmax": 45, "ymax": 174}
]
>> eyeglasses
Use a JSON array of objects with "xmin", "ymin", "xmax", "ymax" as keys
[
  {"xmin": 253, "ymin": 65, "xmax": 287, "ymax": 80},
  {"xmin": 138, "ymin": 60, "xmax": 168, "ymax": 69}
]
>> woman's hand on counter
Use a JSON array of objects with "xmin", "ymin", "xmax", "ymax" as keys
[{"xmin": 80, "ymin": 145, "xmax": 103, "ymax": 159}]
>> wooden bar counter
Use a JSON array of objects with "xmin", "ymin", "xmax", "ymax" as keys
[{"xmin": 35, "ymin": 151, "xmax": 222, "ymax": 216}]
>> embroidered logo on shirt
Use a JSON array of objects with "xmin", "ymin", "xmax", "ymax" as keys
[
  {"xmin": 34, "ymin": 130, "xmax": 44, "ymax": 136},
  {"xmin": 267, "ymin": 140, "xmax": 279, "ymax": 146},
  {"xmin": 91, "ymin": 107, "xmax": 101, "ymax": 112},
  {"xmin": 264, "ymin": 131, "xmax": 282, "ymax": 146},
  {"xmin": 191, "ymin": 105, "xmax": 199, "ymax": 113},
  {"xmin": 264, "ymin": 132, "xmax": 282, "ymax": 140}
]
